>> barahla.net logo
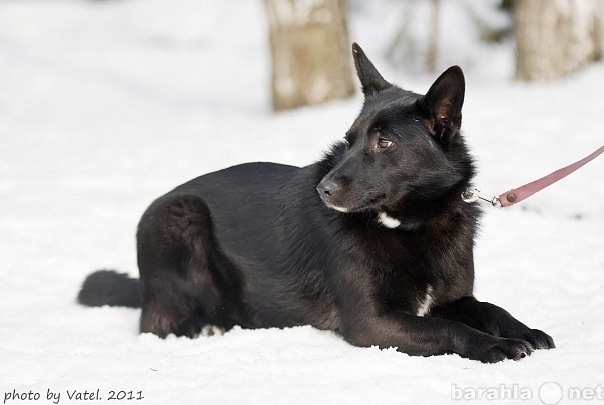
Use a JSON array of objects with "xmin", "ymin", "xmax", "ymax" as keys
[{"xmin": 451, "ymin": 382, "xmax": 604, "ymax": 403}]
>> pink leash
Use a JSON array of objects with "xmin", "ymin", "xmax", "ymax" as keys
[{"xmin": 462, "ymin": 145, "xmax": 604, "ymax": 208}]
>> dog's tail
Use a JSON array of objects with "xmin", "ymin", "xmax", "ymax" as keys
[{"xmin": 77, "ymin": 270, "xmax": 142, "ymax": 308}]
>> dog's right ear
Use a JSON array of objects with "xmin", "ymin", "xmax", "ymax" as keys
[
  {"xmin": 417, "ymin": 66, "xmax": 465, "ymax": 143},
  {"xmin": 352, "ymin": 43, "xmax": 391, "ymax": 97}
]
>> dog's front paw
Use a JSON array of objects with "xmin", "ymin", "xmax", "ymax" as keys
[
  {"xmin": 516, "ymin": 328, "xmax": 555, "ymax": 350},
  {"xmin": 473, "ymin": 338, "xmax": 534, "ymax": 363}
]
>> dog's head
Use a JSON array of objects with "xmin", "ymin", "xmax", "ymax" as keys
[{"xmin": 317, "ymin": 43, "xmax": 474, "ymax": 226}]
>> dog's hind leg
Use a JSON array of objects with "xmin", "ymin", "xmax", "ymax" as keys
[{"xmin": 136, "ymin": 194, "xmax": 235, "ymax": 338}]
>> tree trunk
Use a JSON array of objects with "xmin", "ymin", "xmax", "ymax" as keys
[
  {"xmin": 515, "ymin": 0, "xmax": 600, "ymax": 81},
  {"xmin": 425, "ymin": 0, "xmax": 440, "ymax": 73},
  {"xmin": 265, "ymin": 0, "xmax": 355, "ymax": 111}
]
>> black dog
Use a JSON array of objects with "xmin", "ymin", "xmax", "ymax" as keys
[{"xmin": 78, "ymin": 43, "xmax": 554, "ymax": 363}]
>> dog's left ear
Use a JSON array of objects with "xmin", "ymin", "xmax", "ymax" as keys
[
  {"xmin": 352, "ymin": 43, "xmax": 391, "ymax": 97},
  {"xmin": 417, "ymin": 66, "xmax": 465, "ymax": 143}
]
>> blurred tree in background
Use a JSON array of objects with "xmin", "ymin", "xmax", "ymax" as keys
[
  {"xmin": 382, "ymin": 0, "xmax": 513, "ymax": 74},
  {"xmin": 515, "ymin": 0, "xmax": 602, "ymax": 80},
  {"xmin": 358, "ymin": 0, "xmax": 602, "ymax": 81},
  {"xmin": 264, "ymin": 0, "xmax": 354, "ymax": 111},
  {"xmin": 261, "ymin": 0, "xmax": 604, "ymax": 110}
]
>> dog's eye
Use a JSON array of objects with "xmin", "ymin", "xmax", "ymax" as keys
[{"xmin": 377, "ymin": 138, "xmax": 393, "ymax": 149}]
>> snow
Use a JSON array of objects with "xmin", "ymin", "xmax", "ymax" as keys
[{"xmin": 1, "ymin": 0, "xmax": 603, "ymax": 404}]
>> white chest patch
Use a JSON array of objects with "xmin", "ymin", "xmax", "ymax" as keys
[
  {"xmin": 331, "ymin": 206, "xmax": 349, "ymax": 213},
  {"xmin": 416, "ymin": 285, "xmax": 434, "ymax": 317},
  {"xmin": 378, "ymin": 212, "xmax": 401, "ymax": 229}
]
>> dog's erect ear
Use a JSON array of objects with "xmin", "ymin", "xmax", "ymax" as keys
[
  {"xmin": 418, "ymin": 66, "xmax": 465, "ymax": 142},
  {"xmin": 352, "ymin": 43, "xmax": 391, "ymax": 97}
]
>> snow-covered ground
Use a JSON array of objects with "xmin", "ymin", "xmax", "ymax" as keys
[{"xmin": 1, "ymin": 1, "xmax": 603, "ymax": 404}]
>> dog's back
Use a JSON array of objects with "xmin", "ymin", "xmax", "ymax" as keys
[{"xmin": 164, "ymin": 162, "xmax": 341, "ymax": 330}]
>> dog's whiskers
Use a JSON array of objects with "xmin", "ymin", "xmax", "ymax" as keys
[{"xmin": 406, "ymin": 186, "xmax": 429, "ymax": 198}]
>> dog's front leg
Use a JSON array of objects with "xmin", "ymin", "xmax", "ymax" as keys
[
  {"xmin": 431, "ymin": 296, "xmax": 555, "ymax": 350},
  {"xmin": 342, "ymin": 312, "xmax": 536, "ymax": 363}
]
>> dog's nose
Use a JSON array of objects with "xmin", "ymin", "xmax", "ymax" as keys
[{"xmin": 316, "ymin": 179, "xmax": 340, "ymax": 196}]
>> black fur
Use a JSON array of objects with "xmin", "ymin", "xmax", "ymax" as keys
[
  {"xmin": 78, "ymin": 43, "xmax": 554, "ymax": 362},
  {"xmin": 78, "ymin": 270, "xmax": 141, "ymax": 308}
]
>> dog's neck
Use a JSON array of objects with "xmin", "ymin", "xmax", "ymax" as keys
[{"xmin": 375, "ymin": 183, "xmax": 476, "ymax": 232}]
